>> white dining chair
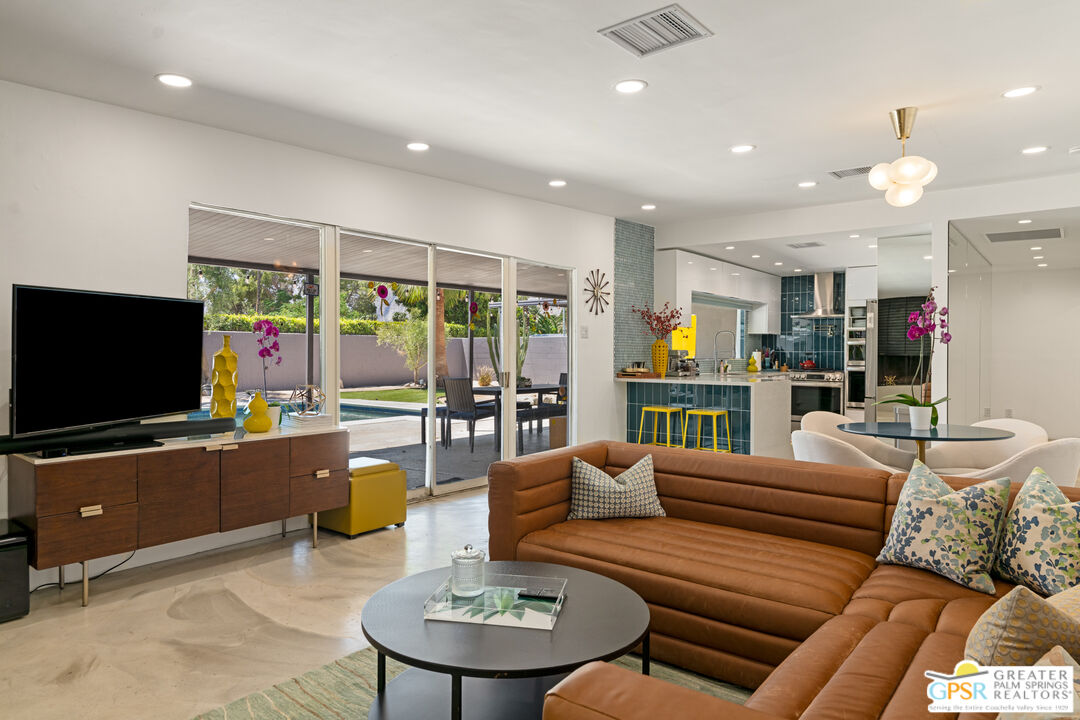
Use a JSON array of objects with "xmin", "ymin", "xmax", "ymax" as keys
[
  {"xmin": 925, "ymin": 418, "xmax": 1048, "ymax": 474},
  {"xmin": 800, "ymin": 411, "xmax": 917, "ymax": 469},
  {"xmin": 791, "ymin": 431, "xmax": 906, "ymax": 473},
  {"xmin": 941, "ymin": 438, "xmax": 1080, "ymax": 487}
]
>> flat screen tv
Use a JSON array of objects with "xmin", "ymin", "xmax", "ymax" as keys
[{"xmin": 11, "ymin": 285, "xmax": 205, "ymax": 438}]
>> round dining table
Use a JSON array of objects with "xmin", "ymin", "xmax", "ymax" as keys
[{"xmin": 837, "ymin": 421, "xmax": 1015, "ymax": 464}]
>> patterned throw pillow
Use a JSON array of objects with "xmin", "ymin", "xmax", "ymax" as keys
[
  {"xmin": 995, "ymin": 645, "xmax": 1080, "ymax": 720},
  {"xmin": 966, "ymin": 585, "xmax": 1080, "ymax": 667},
  {"xmin": 877, "ymin": 460, "xmax": 1010, "ymax": 594},
  {"xmin": 994, "ymin": 467, "xmax": 1080, "ymax": 596},
  {"xmin": 567, "ymin": 455, "xmax": 665, "ymax": 521}
]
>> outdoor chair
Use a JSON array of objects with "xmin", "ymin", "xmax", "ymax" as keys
[{"xmin": 443, "ymin": 377, "xmax": 496, "ymax": 453}]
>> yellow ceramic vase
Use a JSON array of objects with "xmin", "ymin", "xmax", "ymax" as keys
[
  {"xmin": 651, "ymin": 339, "xmax": 670, "ymax": 375},
  {"xmin": 243, "ymin": 391, "xmax": 273, "ymax": 433},
  {"xmin": 211, "ymin": 335, "xmax": 239, "ymax": 418}
]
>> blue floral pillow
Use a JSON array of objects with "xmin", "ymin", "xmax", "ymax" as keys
[
  {"xmin": 877, "ymin": 460, "xmax": 1010, "ymax": 594},
  {"xmin": 994, "ymin": 467, "xmax": 1080, "ymax": 596}
]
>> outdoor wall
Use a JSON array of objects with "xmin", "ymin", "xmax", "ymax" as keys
[
  {"xmin": 445, "ymin": 336, "xmax": 568, "ymax": 386},
  {"xmin": 613, "ymin": 219, "xmax": 655, "ymax": 372},
  {"xmin": 0, "ymin": 79, "xmax": 616, "ymax": 579}
]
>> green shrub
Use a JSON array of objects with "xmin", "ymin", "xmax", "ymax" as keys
[{"xmin": 204, "ymin": 313, "xmax": 471, "ymax": 337}]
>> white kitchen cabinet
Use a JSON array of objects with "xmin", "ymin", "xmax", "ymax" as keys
[
  {"xmin": 655, "ymin": 249, "xmax": 780, "ymax": 333},
  {"xmin": 845, "ymin": 266, "xmax": 877, "ymax": 303}
]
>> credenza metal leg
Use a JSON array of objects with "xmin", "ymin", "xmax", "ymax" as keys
[
  {"xmin": 313, "ymin": 512, "xmax": 318, "ymax": 548},
  {"xmin": 281, "ymin": 519, "xmax": 287, "ymax": 538},
  {"xmin": 81, "ymin": 561, "xmax": 89, "ymax": 607},
  {"xmin": 58, "ymin": 565, "xmax": 64, "ymax": 590}
]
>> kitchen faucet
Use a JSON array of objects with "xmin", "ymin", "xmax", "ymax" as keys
[{"xmin": 712, "ymin": 330, "xmax": 736, "ymax": 374}]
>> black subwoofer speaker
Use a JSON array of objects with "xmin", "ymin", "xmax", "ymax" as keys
[{"xmin": 0, "ymin": 520, "xmax": 30, "ymax": 622}]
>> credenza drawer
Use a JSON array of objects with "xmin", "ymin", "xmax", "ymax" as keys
[
  {"xmin": 36, "ymin": 456, "xmax": 138, "ymax": 518},
  {"xmin": 289, "ymin": 469, "xmax": 348, "ymax": 516},
  {"xmin": 289, "ymin": 432, "xmax": 348, "ymax": 478},
  {"xmin": 34, "ymin": 503, "xmax": 138, "ymax": 568}
]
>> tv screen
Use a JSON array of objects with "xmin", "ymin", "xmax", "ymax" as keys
[{"xmin": 12, "ymin": 285, "xmax": 205, "ymax": 437}]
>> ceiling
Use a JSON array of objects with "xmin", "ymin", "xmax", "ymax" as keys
[
  {"xmin": 3, "ymin": 1, "xmax": 1080, "ymax": 224},
  {"xmin": 950, "ymin": 206, "xmax": 1080, "ymax": 272},
  {"xmin": 188, "ymin": 208, "xmax": 570, "ymax": 296}
]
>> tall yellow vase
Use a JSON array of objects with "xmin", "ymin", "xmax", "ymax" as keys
[
  {"xmin": 243, "ymin": 391, "xmax": 272, "ymax": 433},
  {"xmin": 211, "ymin": 335, "xmax": 239, "ymax": 419},
  {"xmin": 651, "ymin": 339, "xmax": 670, "ymax": 375}
]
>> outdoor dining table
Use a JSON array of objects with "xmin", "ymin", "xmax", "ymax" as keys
[
  {"xmin": 837, "ymin": 421, "xmax": 1015, "ymax": 464},
  {"xmin": 472, "ymin": 383, "xmax": 562, "ymax": 452}
]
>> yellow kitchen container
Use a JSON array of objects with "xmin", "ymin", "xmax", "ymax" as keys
[{"xmin": 317, "ymin": 457, "xmax": 406, "ymax": 538}]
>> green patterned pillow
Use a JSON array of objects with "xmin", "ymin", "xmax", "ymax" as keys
[
  {"xmin": 966, "ymin": 585, "xmax": 1080, "ymax": 667},
  {"xmin": 877, "ymin": 460, "xmax": 1010, "ymax": 594},
  {"xmin": 994, "ymin": 467, "xmax": 1080, "ymax": 596},
  {"xmin": 567, "ymin": 455, "xmax": 665, "ymax": 520}
]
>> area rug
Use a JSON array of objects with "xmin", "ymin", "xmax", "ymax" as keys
[{"xmin": 193, "ymin": 646, "xmax": 751, "ymax": 719}]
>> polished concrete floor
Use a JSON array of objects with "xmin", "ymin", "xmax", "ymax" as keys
[{"xmin": 0, "ymin": 488, "xmax": 490, "ymax": 720}]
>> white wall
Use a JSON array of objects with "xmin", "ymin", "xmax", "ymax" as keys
[
  {"xmin": 656, "ymin": 170, "xmax": 1080, "ymax": 422},
  {"xmin": 0, "ymin": 80, "xmax": 617, "ymax": 576},
  {"xmin": 986, "ymin": 268, "xmax": 1080, "ymax": 439}
]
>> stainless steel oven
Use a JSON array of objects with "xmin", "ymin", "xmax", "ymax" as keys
[{"xmin": 790, "ymin": 371, "xmax": 844, "ymax": 430}]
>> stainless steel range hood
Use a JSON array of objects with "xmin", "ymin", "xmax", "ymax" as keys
[{"xmin": 794, "ymin": 272, "xmax": 844, "ymax": 318}]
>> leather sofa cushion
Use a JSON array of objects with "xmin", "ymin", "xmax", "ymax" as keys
[
  {"xmin": 519, "ymin": 517, "xmax": 876, "ymax": 638},
  {"xmin": 844, "ymin": 564, "xmax": 1013, "ymax": 625},
  {"xmin": 747, "ymin": 615, "xmax": 997, "ymax": 720}
]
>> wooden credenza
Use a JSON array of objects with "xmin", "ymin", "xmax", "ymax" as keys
[{"xmin": 7, "ymin": 427, "xmax": 349, "ymax": 605}]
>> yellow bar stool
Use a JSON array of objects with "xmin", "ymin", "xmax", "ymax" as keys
[
  {"xmin": 637, "ymin": 406, "xmax": 684, "ymax": 447},
  {"xmin": 682, "ymin": 409, "xmax": 732, "ymax": 453}
]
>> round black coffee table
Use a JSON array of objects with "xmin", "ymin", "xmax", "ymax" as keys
[
  {"xmin": 362, "ymin": 560, "xmax": 650, "ymax": 720},
  {"xmin": 838, "ymin": 421, "xmax": 1014, "ymax": 463}
]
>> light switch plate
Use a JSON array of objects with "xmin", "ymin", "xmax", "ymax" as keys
[{"xmin": 579, "ymin": 325, "xmax": 589, "ymax": 339}]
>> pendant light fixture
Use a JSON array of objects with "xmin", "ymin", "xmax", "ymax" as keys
[{"xmin": 868, "ymin": 107, "xmax": 937, "ymax": 207}]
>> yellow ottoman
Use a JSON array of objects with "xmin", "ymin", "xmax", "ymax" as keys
[{"xmin": 317, "ymin": 457, "xmax": 406, "ymax": 538}]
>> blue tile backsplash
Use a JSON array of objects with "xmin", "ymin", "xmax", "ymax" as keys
[
  {"xmin": 757, "ymin": 273, "xmax": 845, "ymax": 371},
  {"xmin": 625, "ymin": 381, "xmax": 752, "ymax": 455}
]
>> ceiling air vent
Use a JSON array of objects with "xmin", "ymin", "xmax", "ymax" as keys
[
  {"xmin": 827, "ymin": 166, "xmax": 873, "ymax": 180},
  {"xmin": 787, "ymin": 241, "xmax": 825, "ymax": 249},
  {"xmin": 986, "ymin": 228, "xmax": 1063, "ymax": 243},
  {"xmin": 598, "ymin": 4, "xmax": 712, "ymax": 57}
]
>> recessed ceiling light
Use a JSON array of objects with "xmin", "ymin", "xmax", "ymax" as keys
[
  {"xmin": 614, "ymin": 79, "xmax": 647, "ymax": 94},
  {"xmin": 1018, "ymin": 219, "xmax": 1032, "ymax": 224},
  {"xmin": 751, "ymin": 254, "xmax": 761, "ymax": 259},
  {"xmin": 731, "ymin": 272, "xmax": 741, "ymax": 276},
  {"xmin": 641, "ymin": 204, "xmax": 656, "ymax": 210},
  {"xmin": 687, "ymin": 261, "xmax": 694, "ymax": 265},
  {"xmin": 774, "ymin": 262, "xmax": 783, "ymax": 266},
  {"xmin": 548, "ymin": 179, "xmax": 567, "ymax": 187},
  {"xmin": 730, "ymin": 144, "xmax": 756, "ymax": 154},
  {"xmin": 1003, "ymin": 86, "xmax": 1039, "ymax": 99},
  {"xmin": 156, "ymin": 73, "xmax": 192, "ymax": 88},
  {"xmin": 710, "ymin": 267, "xmax": 717, "ymax": 271},
  {"xmin": 725, "ymin": 246, "xmax": 735, "ymax": 250},
  {"xmin": 1022, "ymin": 146, "xmax": 1049, "ymax": 154},
  {"xmin": 794, "ymin": 268, "xmax": 803, "ymax": 273},
  {"xmin": 362, "ymin": 249, "xmax": 373, "ymax": 253},
  {"xmin": 797, "ymin": 181, "xmax": 817, "ymax": 188},
  {"xmin": 1033, "ymin": 255, "xmax": 1044, "ymax": 260},
  {"xmin": 1031, "ymin": 246, "xmax": 1043, "ymax": 250},
  {"xmin": 1038, "ymin": 263, "xmax": 1048, "ymax": 267},
  {"xmin": 948, "ymin": 269, "xmax": 956, "ymax": 273},
  {"xmin": 849, "ymin": 234, "xmax": 860, "ymax": 238},
  {"xmin": 263, "ymin": 237, "xmax": 274, "ymax": 242},
  {"xmin": 923, "ymin": 255, "xmax": 933, "ymax": 260},
  {"xmin": 406, "ymin": 142, "xmax": 430, "ymax": 152},
  {"xmin": 868, "ymin": 244, "xmax": 878, "ymax": 249}
]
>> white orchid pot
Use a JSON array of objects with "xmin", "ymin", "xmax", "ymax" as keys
[{"xmin": 909, "ymin": 406, "xmax": 933, "ymax": 431}]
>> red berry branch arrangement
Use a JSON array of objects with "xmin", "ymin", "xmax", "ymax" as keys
[{"xmin": 631, "ymin": 302, "xmax": 684, "ymax": 340}]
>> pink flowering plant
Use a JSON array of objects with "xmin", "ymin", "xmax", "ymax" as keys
[
  {"xmin": 875, "ymin": 287, "xmax": 950, "ymax": 425},
  {"xmin": 252, "ymin": 319, "xmax": 283, "ymax": 396}
]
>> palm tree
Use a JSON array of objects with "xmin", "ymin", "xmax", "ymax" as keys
[{"xmin": 395, "ymin": 285, "xmax": 464, "ymax": 386}]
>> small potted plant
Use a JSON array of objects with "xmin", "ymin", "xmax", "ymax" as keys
[
  {"xmin": 631, "ymin": 302, "xmax": 684, "ymax": 375},
  {"xmin": 252, "ymin": 319, "xmax": 284, "ymax": 425},
  {"xmin": 875, "ymin": 287, "xmax": 951, "ymax": 429}
]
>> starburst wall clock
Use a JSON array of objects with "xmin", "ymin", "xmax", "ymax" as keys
[{"xmin": 584, "ymin": 269, "xmax": 610, "ymax": 315}]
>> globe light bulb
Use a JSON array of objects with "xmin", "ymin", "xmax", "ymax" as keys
[
  {"xmin": 868, "ymin": 162, "xmax": 892, "ymax": 191},
  {"xmin": 919, "ymin": 160, "xmax": 938, "ymax": 186},
  {"xmin": 885, "ymin": 182, "xmax": 923, "ymax": 208},
  {"xmin": 889, "ymin": 155, "xmax": 932, "ymax": 184}
]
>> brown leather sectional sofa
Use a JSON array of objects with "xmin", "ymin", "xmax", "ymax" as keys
[{"xmin": 487, "ymin": 440, "xmax": 1080, "ymax": 720}]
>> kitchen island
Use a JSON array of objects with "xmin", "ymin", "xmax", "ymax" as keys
[{"xmin": 616, "ymin": 373, "xmax": 792, "ymax": 458}]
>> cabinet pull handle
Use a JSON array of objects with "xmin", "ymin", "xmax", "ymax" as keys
[
  {"xmin": 314, "ymin": 469, "xmax": 330, "ymax": 479},
  {"xmin": 204, "ymin": 445, "xmax": 221, "ymax": 452},
  {"xmin": 80, "ymin": 505, "xmax": 103, "ymax": 518},
  {"xmin": 221, "ymin": 444, "xmax": 239, "ymax": 452}
]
